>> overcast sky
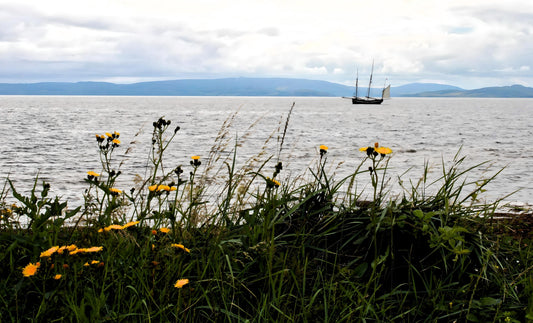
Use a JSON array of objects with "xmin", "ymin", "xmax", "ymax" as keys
[{"xmin": 1, "ymin": 0, "xmax": 532, "ymax": 89}]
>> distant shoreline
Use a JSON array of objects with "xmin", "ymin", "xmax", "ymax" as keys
[{"xmin": 1, "ymin": 77, "xmax": 533, "ymax": 98}]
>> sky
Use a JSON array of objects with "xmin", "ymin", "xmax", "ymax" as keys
[{"xmin": 1, "ymin": 0, "xmax": 532, "ymax": 89}]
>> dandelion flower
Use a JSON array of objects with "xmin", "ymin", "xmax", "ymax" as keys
[
  {"xmin": 113, "ymin": 131, "xmax": 120, "ymax": 137},
  {"xmin": 112, "ymin": 138, "xmax": 121, "ymax": 145},
  {"xmin": 174, "ymin": 278, "xmax": 189, "ymax": 288},
  {"xmin": 158, "ymin": 185, "xmax": 170, "ymax": 191},
  {"xmin": 22, "ymin": 262, "xmax": 40, "ymax": 277},
  {"xmin": 109, "ymin": 188, "xmax": 122, "ymax": 194},
  {"xmin": 105, "ymin": 132, "xmax": 113, "ymax": 138},
  {"xmin": 191, "ymin": 155, "xmax": 201, "ymax": 166},
  {"xmin": 360, "ymin": 142, "xmax": 392, "ymax": 155},
  {"xmin": 83, "ymin": 262, "xmax": 90, "ymax": 267},
  {"xmin": 375, "ymin": 146, "xmax": 392, "ymax": 155},
  {"xmin": 90, "ymin": 260, "xmax": 100, "ymax": 265},
  {"xmin": 171, "ymin": 243, "xmax": 191, "ymax": 253},
  {"xmin": 84, "ymin": 246, "xmax": 103, "ymax": 253},
  {"xmin": 266, "ymin": 177, "xmax": 280, "ymax": 188},
  {"xmin": 40, "ymin": 246, "xmax": 59, "ymax": 258},
  {"xmin": 87, "ymin": 171, "xmax": 100, "ymax": 177},
  {"xmin": 319, "ymin": 145, "xmax": 328, "ymax": 157},
  {"xmin": 170, "ymin": 186, "xmax": 177, "ymax": 191},
  {"xmin": 104, "ymin": 224, "xmax": 123, "ymax": 231},
  {"xmin": 53, "ymin": 274, "xmax": 62, "ymax": 280},
  {"xmin": 58, "ymin": 244, "xmax": 77, "ymax": 254},
  {"xmin": 122, "ymin": 221, "xmax": 140, "ymax": 229},
  {"xmin": 148, "ymin": 185, "xmax": 158, "ymax": 192},
  {"xmin": 159, "ymin": 227, "xmax": 171, "ymax": 233}
]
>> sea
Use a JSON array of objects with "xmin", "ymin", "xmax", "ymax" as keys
[{"xmin": 1, "ymin": 96, "xmax": 532, "ymax": 209}]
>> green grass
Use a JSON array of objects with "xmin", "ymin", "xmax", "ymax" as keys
[{"xmin": 1, "ymin": 115, "xmax": 532, "ymax": 322}]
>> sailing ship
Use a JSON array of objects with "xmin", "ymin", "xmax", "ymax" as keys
[{"xmin": 344, "ymin": 62, "xmax": 391, "ymax": 104}]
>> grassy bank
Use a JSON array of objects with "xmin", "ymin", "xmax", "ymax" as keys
[{"xmin": 1, "ymin": 115, "xmax": 532, "ymax": 322}]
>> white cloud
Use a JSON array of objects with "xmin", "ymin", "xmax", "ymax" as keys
[{"xmin": 0, "ymin": 0, "xmax": 532, "ymax": 88}]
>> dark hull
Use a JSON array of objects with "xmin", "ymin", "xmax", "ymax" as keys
[{"xmin": 352, "ymin": 97, "xmax": 383, "ymax": 104}]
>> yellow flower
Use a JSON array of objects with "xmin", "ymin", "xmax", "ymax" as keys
[
  {"xmin": 159, "ymin": 227, "xmax": 171, "ymax": 233},
  {"xmin": 90, "ymin": 260, "xmax": 100, "ymax": 265},
  {"xmin": 122, "ymin": 221, "xmax": 140, "ymax": 229},
  {"xmin": 40, "ymin": 246, "xmax": 59, "ymax": 258},
  {"xmin": 359, "ymin": 143, "xmax": 392, "ymax": 155},
  {"xmin": 57, "ymin": 244, "xmax": 77, "ymax": 254},
  {"xmin": 171, "ymin": 243, "xmax": 191, "ymax": 253},
  {"xmin": 148, "ymin": 185, "xmax": 158, "ymax": 192},
  {"xmin": 104, "ymin": 224, "xmax": 124, "ymax": 231},
  {"xmin": 191, "ymin": 156, "xmax": 200, "ymax": 160},
  {"xmin": 174, "ymin": 278, "xmax": 189, "ymax": 288},
  {"xmin": 22, "ymin": 262, "xmax": 40, "ymax": 277},
  {"xmin": 170, "ymin": 186, "xmax": 177, "ymax": 191},
  {"xmin": 112, "ymin": 138, "xmax": 121, "ymax": 145},
  {"xmin": 266, "ymin": 177, "xmax": 280, "ymax": 188},
  {"xmin": 114, "ymin": 131, "xmax": 120, "ymax": 137},
  {"xmin": 105, "ymin": 132, "xmax": 113, "ymax": 138},
  {"xmin": 70, "ymin": 246, "xmax": 103, "ymax": 254},
  {"xmin": 109, "ymin": 188, "xmax": 122, "ymax": 194},
  {"xmin": 84, "ymin": 246, "xmax": 103, "ymax": 253},
  {"xmin": 375, "ymin": 146, "xmax": 392, "ymax": 155},
  {"xmin": 158, "ymin": 185, "xmax": 170, "ymax": 191},
  {"xmin": 87, "ymin": 171, "xmax": 100, "ymax": 177},
  {"xmin": 319, "ymin": 145, "xmax": 328, "ymax": 151},
  {"xmin": 83, "ymin": 262, "xmax": 90, "ymax": 267},
  {"xmin": 53, "ymin": 274, "xmax": 62, "ymax": 280}
]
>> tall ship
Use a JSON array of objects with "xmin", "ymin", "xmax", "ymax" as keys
[{"xmin": 344, "ymin": 61, "xmax": 391, "ymax": 104}]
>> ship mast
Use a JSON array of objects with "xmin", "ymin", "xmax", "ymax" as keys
[
  {"xmin": 367, "ymin": 60, "xmax": 374, "ymax": 98},
  {"xmin": 355, "ymin": 68, "xmax": 359, "ymax": 98}
]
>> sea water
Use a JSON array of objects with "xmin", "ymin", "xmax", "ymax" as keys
[{"xmin": 1, "ymin": 96, "xmax": 531, "ymax": 207}]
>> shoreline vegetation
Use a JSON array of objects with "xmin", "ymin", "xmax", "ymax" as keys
[{"xmin": 1, "ymin": 113, "xmax": 532, "ymax": 322}]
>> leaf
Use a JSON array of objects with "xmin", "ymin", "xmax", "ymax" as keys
[
  {"xmin": 354, "ymin": 262, "xmax": 368, "ymax": 277},
  {"xmin": 479, "ymin": 297, "xmax": 501, "ymax": 306}
]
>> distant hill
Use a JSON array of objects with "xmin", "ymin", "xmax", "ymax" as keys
[
  {"xmin": 0, "ymin": 78, "xmax": 351, "ymax": 97},
  {"xmin": 0, "ymin": 78, "xmax": 532, "ymax": 97},
  {"xmin": 406, "ymin": 84, "xmax": 533, "ymax": 98},
  {"xmin": 391, "ymin": 83, "xmax": 463, "ymax": 96}
]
